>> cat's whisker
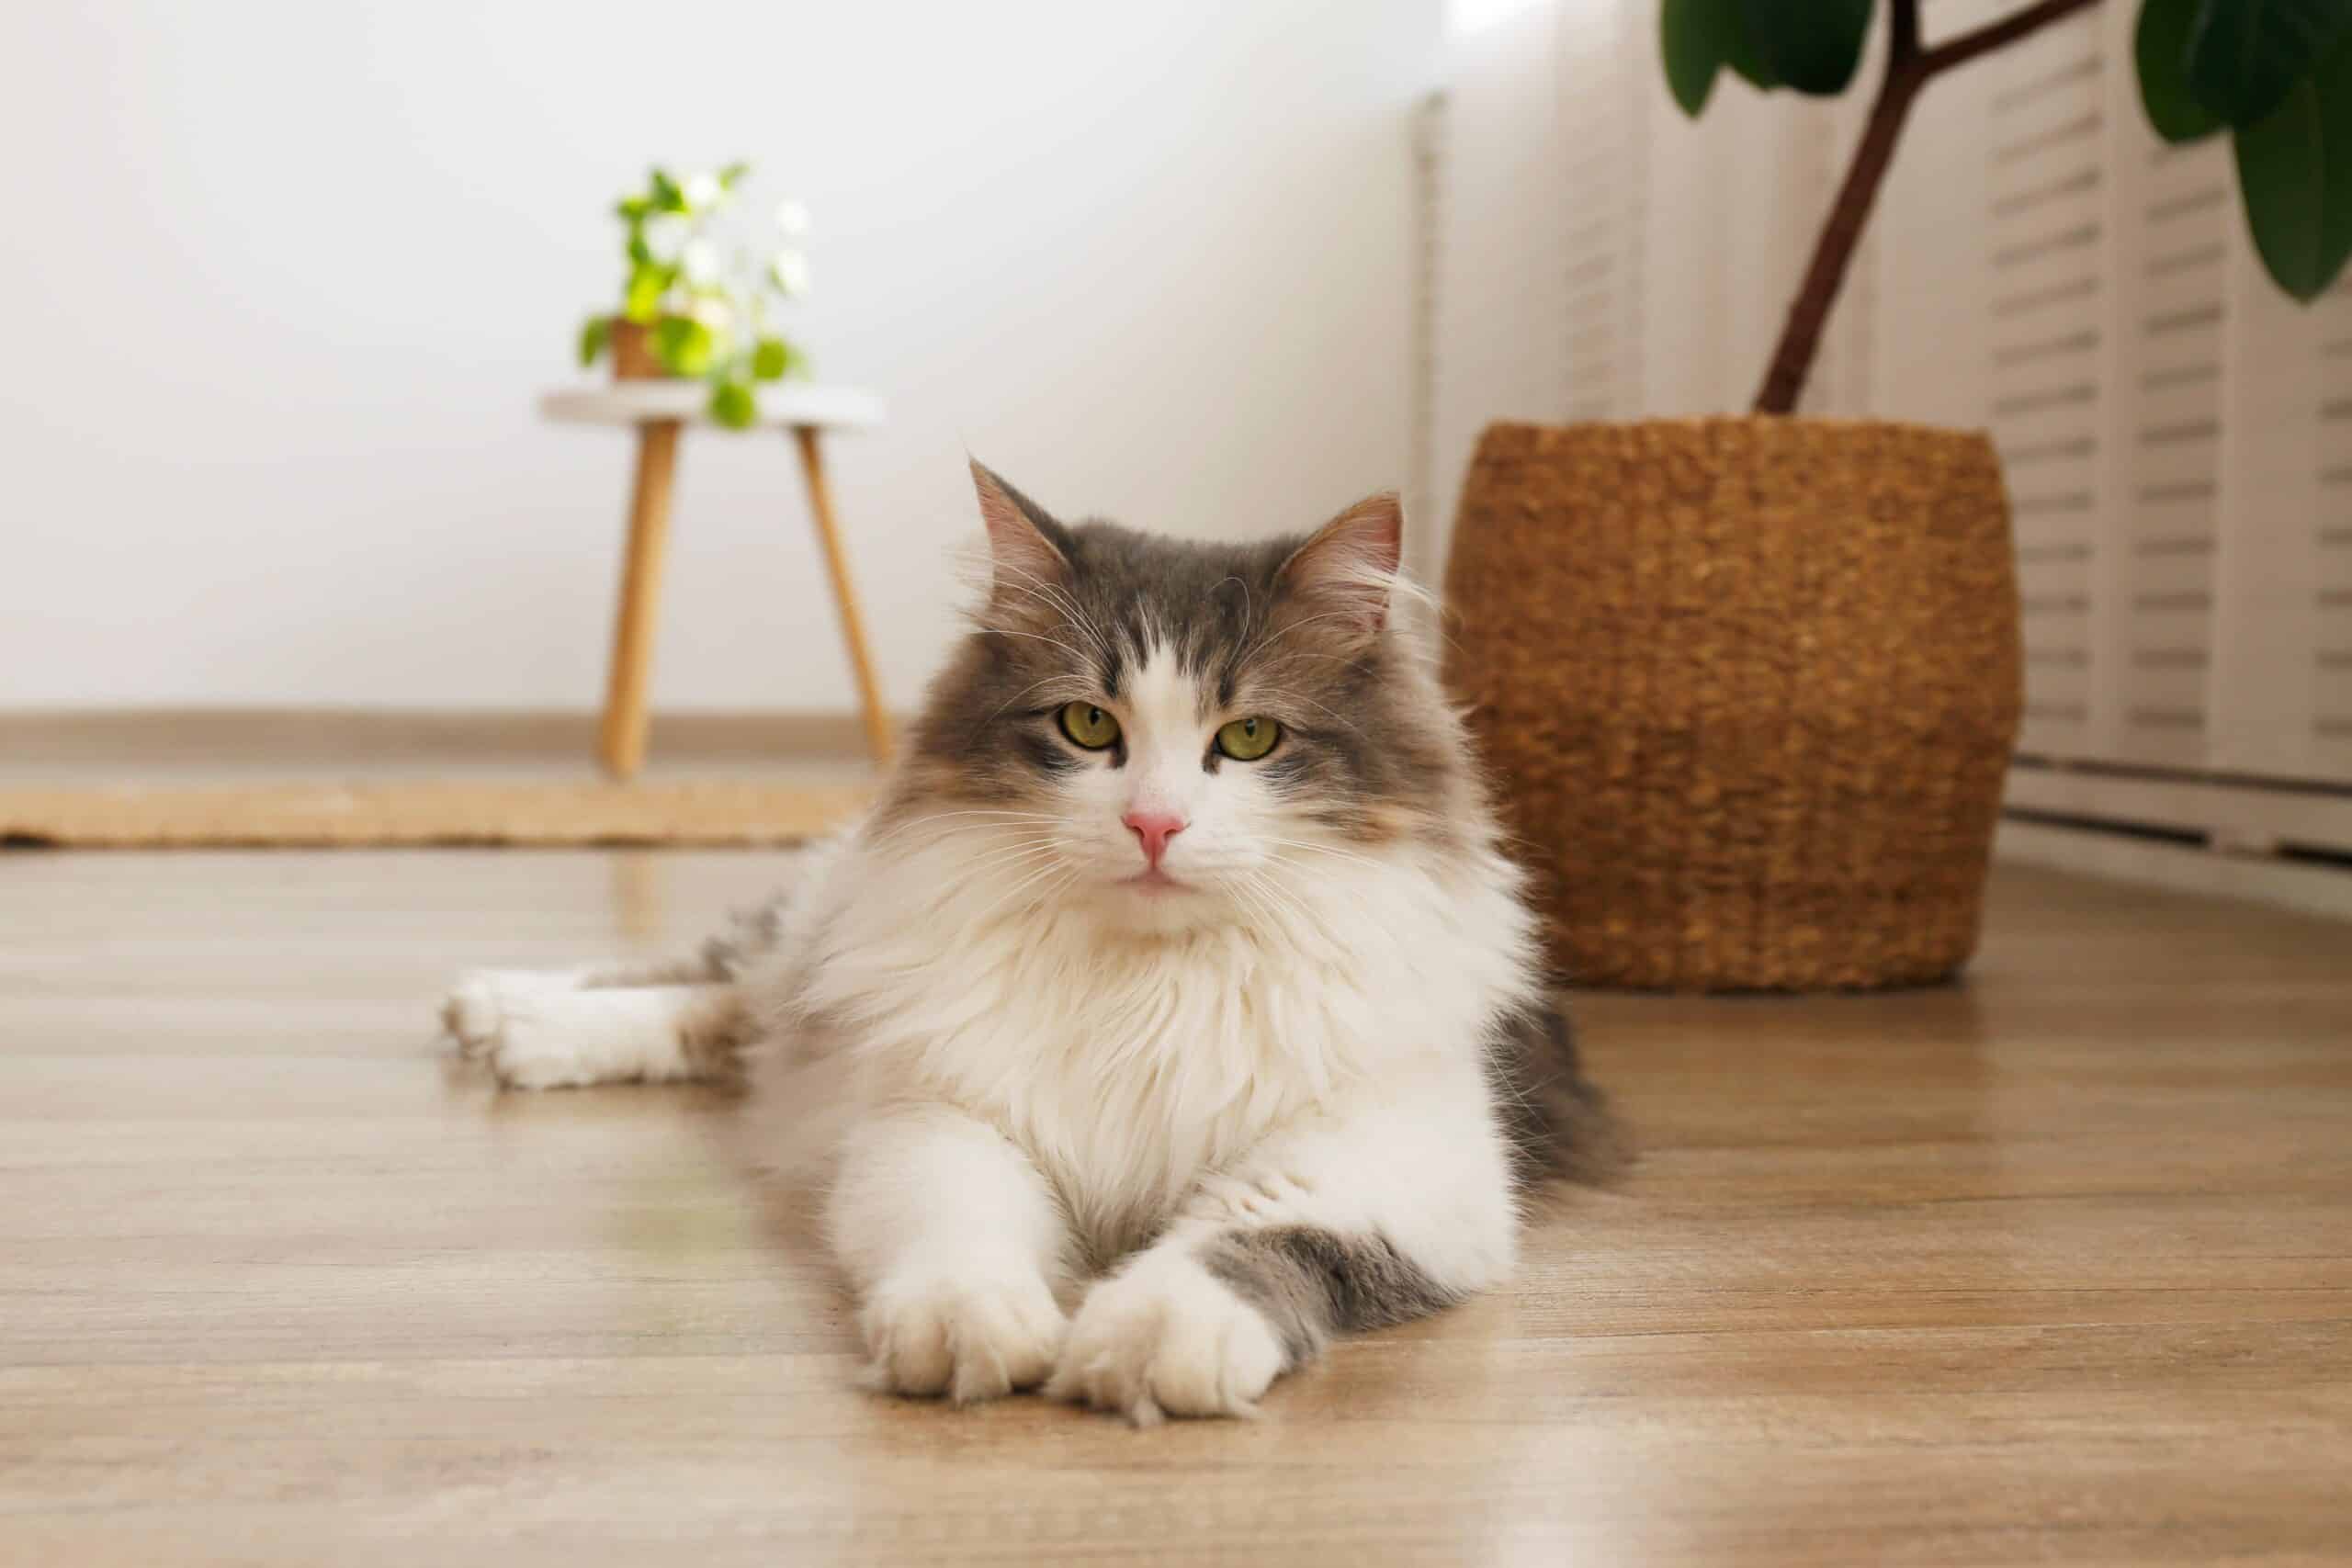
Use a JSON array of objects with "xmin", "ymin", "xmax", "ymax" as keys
[
  {"xmin": 1254, "ymin": 685, "xmax": 1366, "ymax": 737},
  {"xmin": 1238, "ymin": 608, "xmax": 1365, "ymax": 665},
  {"xmin": 1233, "ymin": 868, "xmax": 1344, "ymax": 951},
  {"xmin": 1221, "ymin": 874, "xmax": 1295, "ymax": 943},
  {"xmin": 1258, "ymin": 835, "xmax": 1385, "ymax": 874},
  {"xmin": 970, "ymin": 624, "xmax": 1096, "ymax": 667},
  {"xmin": 958, "ymin": 858, "xmax": 1079, "ymax": 931},
  {"xmin": 990, "ymin": 581, "xmax": 1107, "ymax": 660},
  {"xmin": 862, "ymin": 810, "xmax": 1066, "ymax": 854},
  {"xmin": 991, "ymin": 562, "xmax": 1115, "ymax": 662},
  {"xmin": 983, "ymin": 675, "xmax": 1080, "ymax": 724},
  {"xmin": 951, "ymin": 842, "xmax": 1069, "ymax": 883}
]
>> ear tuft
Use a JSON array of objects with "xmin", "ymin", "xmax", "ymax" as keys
[
  {"xmin": 1276, "ymin": 491, "xmax": 1405, "ymax": 640},
  {"xmin": 969, "ymin": 459, "xmax": 1073, "ymax": 594}
]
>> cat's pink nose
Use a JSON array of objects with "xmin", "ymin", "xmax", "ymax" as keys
[{"xmin": 1122, "ymin": 809, "xmax": 1187, "ymax": 867}]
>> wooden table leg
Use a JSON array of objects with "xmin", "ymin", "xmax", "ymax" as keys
[
  {"xmin": 597, "ymin": 420, "xmax": 682, "ymax": 781},
  {"xmin": 790, "ymin": 424, "xmax": 893, "ymax": 764}
]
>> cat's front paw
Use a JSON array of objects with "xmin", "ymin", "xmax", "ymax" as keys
[
  {"xmin": 1047, "ymin": 1253, "xmax": 1288, "ymax": 1424},
  {"xmin": 861, "ymin": 1273, "xmax": 1068, "ymax": 1404}
]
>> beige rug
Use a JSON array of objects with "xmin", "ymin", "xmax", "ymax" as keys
[{"xmin": 0, "ymin": 781, "xmax": 871, "ymax": 849}]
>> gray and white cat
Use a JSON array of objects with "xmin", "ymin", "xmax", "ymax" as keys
[{"xmin": 442, "ymin": 462, "xmax": 1618, "ymax": 1423}]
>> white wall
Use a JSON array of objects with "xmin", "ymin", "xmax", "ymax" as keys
[{"xmin": 0, "ymin": 0, "xmax": 1441, "ymax": 711}]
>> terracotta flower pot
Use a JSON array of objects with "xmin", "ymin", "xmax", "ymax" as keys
[
  {"xmin": 1442, "ymin": 416, "xmax": 2022, "ymax": 991},
  {"xmin": 607, "ymin": 318, "xmax": 676, "ymax": 381}
]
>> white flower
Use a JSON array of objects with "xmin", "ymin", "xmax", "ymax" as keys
[
  {"xmin": 773, "ymin": 199, "xmax": 810, "ymax": 237},
  {"xmin": 682, "ymin": 171, "xmax": 723, "ymax": 210},
  {"xmin": 690, "ymin": 295, "xmax": 735, "ymax": 331},
  {"xmin": 642, "ymin": 213, "xmax": 691, "ymax": 265},
  {"xmin": 771, "ymin": 250, "xmax": 810, "ymax": 295},
  {"xmin": 680, "ymin": 239, "xmax": 719, "ymax": 286}
]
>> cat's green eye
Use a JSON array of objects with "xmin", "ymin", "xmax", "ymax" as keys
[
  {"xmin": 1215, "ymin": 716, "xmax": 1281, "ymax": 761},
  {"xmin": 1057, "ymin": 702, "xmax": 1122, "ymax": 750}
]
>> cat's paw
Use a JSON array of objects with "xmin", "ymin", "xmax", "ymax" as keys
[
  {"xmin": 1047, "ymin": 1253, "xmax": 1288, "ymax": 1424},
  {"xmin": 442, "ymin": 971, "xmax": 504, "ymax": 1056},
  {"xmin": 439, "ymin": 970, "xmax": 594, "ymax": 1089},
  {"xmin": 861, "ymin": 1273, "xmax": 1068, "ymax": 1404}
]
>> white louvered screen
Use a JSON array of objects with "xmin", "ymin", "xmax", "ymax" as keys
[
  {"xmin": 1557, "ymin": 4, "xmax": 1647, "ymax": 421},
  {"xmin": 2103, "ymin": 43, "xmax": 2233, "ymax": 770},
  {"xmin": 2324, "ymin": 297, "xmax": 2352, "ymax": 768},
  {"xmin": 1429, "ymin": 0, "xmax": 2352, "ymax": 871},
  {"xmin": 1984, "ymin": 5, "xmax": 2108, "ymax": 760}
]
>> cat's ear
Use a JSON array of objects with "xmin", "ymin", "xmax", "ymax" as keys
[
  {"xmin": 969, "ymin": 459, "xmax": 1074, "ymax": 593},
  {"xmin": 1276, "ymin": 491, "xmax": 1404, "ymax": 641}
]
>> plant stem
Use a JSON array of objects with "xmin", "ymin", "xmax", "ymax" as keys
[
  {"xmin": 1750, "ymin": 0, "xmax": 2100, "ymax": 414},
  {"xmin": 1919, "ymin": 0, "xmax": 2101, "ymax": 76}
]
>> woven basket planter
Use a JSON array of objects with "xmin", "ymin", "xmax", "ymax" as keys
[{"xmin": 1443, "ymin": 417, "xmax": 2021, "ymax": 991}]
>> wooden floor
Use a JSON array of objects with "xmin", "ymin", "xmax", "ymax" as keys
[{"xmin": 3, "ymin": 852, "xmax": 2347, "ymax": 1565}]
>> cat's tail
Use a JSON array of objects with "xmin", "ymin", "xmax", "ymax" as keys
[
  {"xmin": 1488, "ymin": 1003, "xmax": 1634, "ymax": 1190},
  {"xmin": 440, "ymin": 838, "xmax": 839, "ymax": 1091},
  {"xmin": 441, "ymin": 965, "xmax": 754, "ymax": 1090}
]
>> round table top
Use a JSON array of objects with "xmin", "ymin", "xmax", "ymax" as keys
[{"xmin": 539, "ymin": 381, "xmax": 885, "ymax": 431}]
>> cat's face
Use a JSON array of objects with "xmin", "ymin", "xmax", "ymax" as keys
[{"xmin": 890, "ymin": 464, "xmax": 1462, "ymax": 934}]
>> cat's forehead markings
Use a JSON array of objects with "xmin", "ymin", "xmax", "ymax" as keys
[{"xmin": 1125, "ymin": 642, "xmax": 1205, "ymax": 737}]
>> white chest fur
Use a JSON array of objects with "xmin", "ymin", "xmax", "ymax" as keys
[{"xmin": 770, "ymin": 828, "xmax": 1541, "ymax": 1258}]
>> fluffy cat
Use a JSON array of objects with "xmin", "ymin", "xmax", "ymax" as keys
[{"xmin": 441, "ymin": 462, "xmax": 1619, "ymax": 1423}]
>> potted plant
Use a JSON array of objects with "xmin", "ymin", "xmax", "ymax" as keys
[
  {"xmin": 576, "ymin": 164, "xmax": 813, "ymax": 427},
  {"xmin": 1442, "ymin": 0, "xmax": 2347, "ymax": 990}
]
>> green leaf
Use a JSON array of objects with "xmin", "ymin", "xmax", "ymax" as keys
[
  {"xmin": 654, "ymin": 315, "xmax": 716, "ymax": 376},
  {"xmin": 577, "ymin": 314, "xmax": 611, "ymax": 368},
  {"xmin": 649, "ymin": 168, "xmax": 685, "ymax": 213},
  {"xmin": 1738, "ymin": 0, "xmax": 1871, "ymax": 96},
  {"xmin": 623, "ymin": 266, "xmax": 670, "ymax": 323},
  {"xmin": 718, "ymin": 161, "xmax": 752, "ymax": 188},
  {"xmin": 2138, "ymin": 0, "xmax": 2226, "ymax": 141},
  {"xmin": 751, "ymin": 335, "xmax": 793, "ymax": 380},
  {"xmin": 709, "ymin": 380, "xmax": 758, "ymax": 428},
  {"xmin": 2188, "ymin": 0, "xmax": 2352, "ymax": 125},
  {"xmin": 615, "ymin": 196, "xmax": 650, "ymax": 222},
  {"xmin": 1663, "ymin": 0, "xmax": 1732, "ymax": 114},
  {"xmin": 627, "ymin": 230, "xmax": 652, "ymax": 266},
  {"xmin": 2232, "ymin": 31, "xmax": 2352, "ymax": 299},
  {"xmin": 1722, "ymin": 1, "xmax": 1780, "ymax": 90}
]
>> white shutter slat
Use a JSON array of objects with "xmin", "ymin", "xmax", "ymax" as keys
[{"xmin": 1986, "ymin": 2, "xmax": 2107, "ymax": 759}]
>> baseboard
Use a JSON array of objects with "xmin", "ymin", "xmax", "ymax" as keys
[
  {"xmin": 2006, "ymin": 757, "xmax": 2352, "ymax": 857},
  {"xmin": 0, "ymin": 707, "xmax": 885, "ymax": 767},
  {"xmin": 1996, "ymin": 818, "xmax": 2352, "ymax": 922}
]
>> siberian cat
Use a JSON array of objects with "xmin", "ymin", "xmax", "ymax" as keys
[{"xmin": 441, "ymin": 463, "xmax": 1618, "ymax": 1423}]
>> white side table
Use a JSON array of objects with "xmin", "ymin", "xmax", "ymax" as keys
[{"xmin": 540, "ymin": 384, "xmax": 890, "ymax": 778}]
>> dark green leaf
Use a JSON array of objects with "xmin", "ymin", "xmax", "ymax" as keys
[
  {"xmin": 615, "ymin": 196, "xmax": 650, "ymax": 222},
  {"xmin": 1738, "ymin": 0, "xmax": 1872, "ymax": 96},
  {"xmin": 709, "ymin": 380, "xmax": 758, "ymax": 428},
  {"xmin": 577, "ymin": 314, "xmax": 611, "ymax": 368},
  {"xmin": 1661, "ymin": 0, "xmax": 1785, "ymax": 108},
  {"xmin": 2232, "ymin": 31, "xmax": 2352, "ymax": 299},
  {"xmin": 1722, "ymin": 1, "xmax": 1780, "ymax": 90},
  {"xmin": 752, "ymin": 335, "xmax": 793, "ymax": 380},
  {"xmin": 2188, "ymin": 0, "xmax": 2352, "ymax": 125},
  {"xmin": 627, "ymin": 231, "xmax": 652, "ymax": 266},
  {"xmin": 1663, "ymin": 0, "xmax": 1730, "ymax": 115},
  {"xmin": 649, "ymin": 168, "xmax": 685, "ymax": 213},
  {"xmin": 654, "ymin": 315, "xmax": 716, "ymax": 375},
  {"xmin": 2138, "ymin": 0, "xmax": 2226, "ymax": 140}
]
